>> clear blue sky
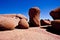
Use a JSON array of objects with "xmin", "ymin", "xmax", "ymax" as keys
[{"xmin": 0, "ymin": 0, "xmax": 60, "ymax": 20}]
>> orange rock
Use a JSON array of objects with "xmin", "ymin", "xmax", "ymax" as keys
[
  {"xmin": 50, "ymin": 8, "xmax": 60, "ymax": 20},
  {"xmin": 51, "ymin": 20, "xmax": 60, "ymax": 30},
  {"xmin": 16, "ymin": 14, "xmax": 28, "ymax": 21},
  {"xmin": 0, "ymin": 16, "xmax": 20, "ymax": 30},
  {"xmin": 17, "ymin": 19, "xmax": 29, "ymax": 29},
  {"xmin": 0, "ymin": 14, "xmax": 28, "ymax": 20},
  {"xmin": 0, "ymin": 14, "xmax": 16, "ymax": 18},
  {"xmin": 40, "ymin": 19, "xmax": 51, "ymax": 26},
  {"xmin": 29, "ymin": 7, "xmax": 40, "ymax": 27}
]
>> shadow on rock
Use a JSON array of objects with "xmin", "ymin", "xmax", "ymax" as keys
[
  {"xmin": 0, "ymin": 27, "xmax": 13, "ymax": 31},
  {"xmin": 41, "ymin": 26, "xmax": 60, "ymax": 35}
]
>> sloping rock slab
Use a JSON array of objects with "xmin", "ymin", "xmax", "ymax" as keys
[{"xmin": 0, "ymin": 27, "xmax": 60, "ymax": 40}]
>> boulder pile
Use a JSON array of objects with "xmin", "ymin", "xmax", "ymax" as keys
[
  {"xmin": 0, "ymin": 7, "xmax": 41, "ymax": 30},
  {"xmin": 0, "ymin": 16, "xmax": 20, "ymax": 30},
  {"xmin": 50, "ymin": 8, "xmax": 60, "ymax": 31},
  {"xmin": 0, "ymin": 14, "xmax": 29, "ymax": 30}
]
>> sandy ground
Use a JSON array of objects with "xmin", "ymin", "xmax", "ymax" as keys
[{"xmin": 0, "ymin": 26, "xmax": 60, "ymax": 40}]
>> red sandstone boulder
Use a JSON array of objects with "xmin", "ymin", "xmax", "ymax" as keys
[
  {"xmin": 16, "ymin": 14, "xmax": 28, "ymax": 21},
  {"xmin": 50, "ymin": 8, "xmax": 60, "ymax": 20},
  {"xmin": 0, "ymin": 14, "xmax": 28, "ymax": 20},
  {"xmin": 0, "ymin": 16, "xmax": 20, "ymax": 30},
  {"xmin": 17, "ymin": 19, "xmax": 29, "ymax": 29},
  {"xmin": 29, "ymin": 7, "xmax": 40, "ymax": 27},
  {"xmin": 0, "ymin": 14, "xmax": 28, "ymax": 29},
  {"xmin": 0, "ymin": 14, "xmax": 16, "ymax": 18},
  {"xmin": 40, "ymin": 19, "xmax": 51, "ymax": 26},
  {"xmin": 51, "ymin": 20, "xmax": 60, "ymax": 31}
]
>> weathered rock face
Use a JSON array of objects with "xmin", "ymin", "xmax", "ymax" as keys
[
  {"xmin": 0, "ymin": 14, "xmax": 28, "ymax": 29},
  {"xmin": 0, "ymin": 14, "xmax": 28, "ymax": 21},
  {"xmin": 17, "ymin": 19, "xmax": 29, "ymax": 29},
  {"xmin": 40, "ymin": 19, "xmax": 51, "ymax": 26},
  {"xmin": 0, "ymin": 16, "xmax": 20, "ymax": 30},
  {"xmin": 29, "ymin": 7, "xmax": 40, "ymax": 27},
  {"xmin": 50, "ymin": 8, "xmax": 60, "ymax": 20},
  {"xmin": 16, "ymin": 14, "xmax": 28, "ymax": 21},
  {"xmin": 0, "ymin": 14, "xmax": 16, "ymax": 18},
  {"xmin": 51, "ymin": 20, "xmax": 60, "ymax": 31}
]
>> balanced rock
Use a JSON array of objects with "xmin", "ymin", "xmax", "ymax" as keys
[
  {"xmin": 50, "ymin": 8, "xmax": 60, "ymax": 20},
  {"xmin": 17, "ymin": 19, "xmax": 29, "ymax": 29},
  {"xmin": 29, "ymin": 7, "xmax": 40, "ymax": 27},
  {"xmin": 51, "ymin": 20, "xmax": 60, "ymax": 31},
  {"xmin": 40, "ymin": 19, "xmax": 51, "ymax": 26},
  {"xmin": 0, "ymin": 16, "xmax": 20, "ymax": 30}
]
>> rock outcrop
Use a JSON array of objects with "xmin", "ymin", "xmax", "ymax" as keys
[
  {"xmin": 17, "ymin": 19, "xmax": 29, "ymax": 29},
  {"xmin": 0, "ymin": 14, "xmax": 29, "ymax": 29},
  {"xmin": 50, "ymin": 8, "xmax": 60, "ymax": 31},
  {"xmin": 0, "ymin": 14, "xmax": 16, "ymax": 18},
  {"xmin": 29, "ymin": 7, "xmax": 40, "ymax": 27},
  {"xmin": 40, "ymin": 19, "xmax": 51, "ymax": 26},
  {"xmin": 50, "ymin": 8, "xmax": 60, "ymax": 20},
  {"xmin": 0, "ymin": 16, "xmax": 20, "ymax": 30},
  {"xmin": 51, "ymin": 20, "xmax": 60, "ymax": 31},
  {"xmin": 16, "ymin": 14, "xmax": 27, "ymax": 21},
  {"xmin": 0, "ymin": 14, "xmax": 27, "ymax": 20}
]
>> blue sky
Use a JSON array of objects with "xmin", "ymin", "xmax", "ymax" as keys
[{"xmin": 0, "ymin": 0, "xmax": 60, "ymax": 20}]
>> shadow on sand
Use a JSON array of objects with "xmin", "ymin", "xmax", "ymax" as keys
[{"xmin": 41, "ymin": 25, "xmax": 60, "ymax": 35}]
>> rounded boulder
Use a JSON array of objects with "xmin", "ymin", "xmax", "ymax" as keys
[
  {"xmin": 0, "ymin": 16, "xmax": 20, "ymax": 30},
  {"xmin": 17, "ymin": 19, "xmax": 29, "ymax": 29},
  {"xmin": 50, "ymin": 8, "xmax": 60, "ymax": 20}
]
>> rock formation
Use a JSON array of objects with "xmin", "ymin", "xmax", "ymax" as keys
[
  {"xmin": 17, "ymin": 19, "xmax": 29, "ymax": 29},
  {"xmin": 0, "ymin": 14, "xmax": 16, "ymax": 18},
  {"xmin": 51, "ymin": 20, "xmax": 60, "ymax": 31},
  {"xmin": 50, "ymin": 8, "xmax": 60, "ymax": 31},
  {"xmin": 16, "ymin": 14, "xmax": 27, "ymax": 21},
  {"xmin": 0, "ymin": 14, "xmax": 27, "ymax": 20},
  {"xmin": 0, "ymin": 16, "xmax": 20, "ymax": 30},
  {"xmin": 29, "ymin": 7, "xmax": 40, "ymax": 27},
  {"xmin": 50, "ymin": 8, "xmax": 60, "ymax": 20},
  {"xmin": 0, "ymin": 14, "xmax": 29, "ymax": 29},
  {"xmin": 40, "ymin": 19, "xmax": 51, "ymax": 26}
]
